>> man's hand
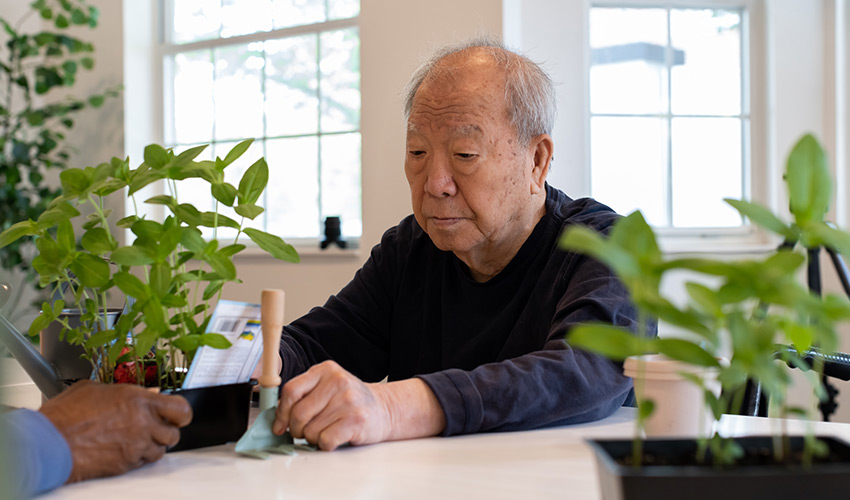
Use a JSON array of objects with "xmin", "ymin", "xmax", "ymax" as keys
[
  {"xmin": 272, "ymin": 361, "xmax": 446, "ymax": 450},
  {"xmin": 39, "ymin": 380, "xmax": 193, "ymax": 483}
]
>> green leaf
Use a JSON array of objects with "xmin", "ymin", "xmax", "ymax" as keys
[
  {"xmin": 211, "ymin": 182, "xmax": 238, "ymax": 207},
  {"xmin": 172, "ymin": 334, "xmax": 201, "ymax": 353},
  {"xmin": 80, "ymin": 56, "xmax": 94, "ymax": 69},
  {"xmin": 144, "ymin": 195, "xmax": 177, "ymax": 209},
  {"xmin": 150, "ymin": 262, "xmax": 170, "ymax": 296},
  {"xmin": 56, "ymin": 219, "xmax": 75, "ymax": 252},
  {"xmin": 84, "ymin": 328, "xmax": 120, "ymax": 350},
  {"xmin": 637, "ymin": 398, "xmax": 655, "ymax": 422},
  {"xmin": 131, "ymin": 219, "xmax": 164, "ymax": 240},
  {"xmin": 199, "ymin": 211, "xmax": 240, "ymax": 229},
  {"xmin": 173, "ymin": 144, "xmax": 208, "ymax": 166},
  {"xmin": 566, "ymin": 324, "xmax": 650, "ymax": 360},
  {"xmin": 200, "ymin": 333, "xmax": 232, "ymax": 349},
  {"xmin": 0, "ymin": 220, "xmax": 37, "ymax": 248},
  {"xmin": 786, "ymin": 134, "xmax": 831, "ymax": 224},
  {"xmin": 116, "ymin": 215, "xmax": 139, "ymax": 229},
  {"xmin": 69, "ymin": 253, "xmax": 110, "ymax": 288},
  {"xmin": 805, "ymin": 222, "xmax": 850, "ymax": 257},
  {"xmin": 29, "ymin": 312, "xmax": 53, "ymax": 337},
  {"xmin": 655, "ymin": 338, "xmax": 720, "ymax": 367},
  {"xmin": 81, "ymin": 227, "xmax": 116, "ymax": 254},
  {"xmin": 180, "ymin": 228, "xmax": 206, "ymax": 253},
  {"xmin": 724, "ymin": 198, "xmax": 795, "ymax": 239},
  {"xmin": 238, "ymin": 158, "xmax": 268, "ymax": 205},
  {"xmin": 144, "ymin": 144, "xmax": 170, "ymax": 170},
  {"xmin": 113, "ymin": 271, "xmax": 149, "ymax": 300},
  {"xmin": 202, "ymin": 280, "xmax": 224, "ymax": 301},
  {"xmin": 222, "ymin": 139, "xmax": 253, "ymax": 167},
  {"xmin": 234, "ymin": 203, "xmax": 264, "ymax": 220},
  {"xmin": 60, "ymin": 168, "xmax": 91, "ymax": 197},
  {"xmin": 111, "ymin": 246, "xmax": 155, "ymax": 266},
  {"xmin": 244, "ymin": 228, "xmax": 300, "ymax": 263},
  {"xmin": 174, "ymin": 204, "xmax": 202, "ymax": 225},
  {"xmin": 219, "ymin": 244, "xmax": 245, "ymax": 258},
  {"xmin": 205, "ymin": 252, "xmax": 236, "ymax": 280},
  {"xmin": 685, "ymin": 282, "xmax": 721, "ymax": 315},
  {"xmin": 55, "ymin": 14, "xmax": 69, "ymax": 28}
]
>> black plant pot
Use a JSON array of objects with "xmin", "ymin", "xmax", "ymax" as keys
[
  {"xmin": 588, "ymin": 436, "xmax": 850, "ymax": 500},
  {"xmin": 164, "ymin": 381, "xmax": 255, "ymax": 452}
]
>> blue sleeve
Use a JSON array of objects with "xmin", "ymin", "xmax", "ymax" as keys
[{"xmin": 2, "ymin": 409, "xmax": 73, "ymax": 497}]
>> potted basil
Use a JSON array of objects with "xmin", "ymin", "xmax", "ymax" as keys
[
  {"xmin": 560, "ymin": 134, "xmax": 850, "ymax": 498},
  {"xmin": 0, "ymin": 140, "xmax": 300, "ymax": 449}
]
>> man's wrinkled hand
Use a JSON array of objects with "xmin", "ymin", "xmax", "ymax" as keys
[
  {"xmin": 272, "ymin": 360, "xmax": 392, "ymax": 451},
  {"xmin": 39, "ymin": 380, "xmax": 193, "ymax": 483}
]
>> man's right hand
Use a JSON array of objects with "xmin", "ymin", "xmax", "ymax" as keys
[{"xmin": 38, "ymin": 380, "xmax": 193, "ymax": 483}]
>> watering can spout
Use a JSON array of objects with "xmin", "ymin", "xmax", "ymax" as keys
[{"xmin": 0, "ymin": 282, "xmax": 66, "ymax": 399}]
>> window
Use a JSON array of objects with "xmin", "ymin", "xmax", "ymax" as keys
[
  {"xmin": 162, "ymin": 0, "xmax": 361, "ymax": 243},
  {"xmin": 589, "ymin": 5, "xmax": 748, "ymax": 229}
]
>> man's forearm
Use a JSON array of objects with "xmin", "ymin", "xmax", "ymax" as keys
[{"xmin": 373, "ymin": 378, "xmax": 446, "ymax": 441}]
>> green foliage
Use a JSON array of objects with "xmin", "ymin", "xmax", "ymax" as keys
[
  {"xmin": 560, "ymin": 133, "xmax": 850, "ymax": 466},
  {"xmin": 0, "ymin": 141, "xmax": 300, "ymax": 388},
  {"xmin": 0, "ymin": 0, "xmax": 119, "ymax": 291}
]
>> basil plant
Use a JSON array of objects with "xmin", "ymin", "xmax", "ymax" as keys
[
  {"xmin": 560, "ymin": 134, "xmax": 850, "ymax": 466},
  {"xmin": 0, "ymin": 140, "xmax": 299, "ymax": 388}
]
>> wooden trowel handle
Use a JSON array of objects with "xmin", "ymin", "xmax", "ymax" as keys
[{"xmin": 259, "ymin": 289, "xmax": 284, "ymax": 389}]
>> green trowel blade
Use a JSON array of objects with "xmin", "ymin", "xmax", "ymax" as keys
[{"xmin": 235, "ymin": 406, "xmax": 294, "ymax": 458}]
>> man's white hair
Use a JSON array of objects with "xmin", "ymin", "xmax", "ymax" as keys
[{"xmin": 402, "ymin": 37, "xmax": 556, "ymax": 146}]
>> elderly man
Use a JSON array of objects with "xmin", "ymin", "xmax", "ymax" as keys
[{"xmin": 273, "ymin": 40, "xmax": 646, "ymax": 450}]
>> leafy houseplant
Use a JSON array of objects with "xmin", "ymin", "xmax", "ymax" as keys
[
  {"xmin": 1, "ymin": 0, "xmax": 119, "ymax": 304},
  {"xmin": 0, "ymin": 139, "xmax": 300, "ymax": 390},
  {"xmin": 560, "ymin": 134, "xmax": 850, "ymax": 494}
]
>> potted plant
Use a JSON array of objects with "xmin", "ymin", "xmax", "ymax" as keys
[
  {"xmin": 0, "ymin": 139, "xmax": 300, "ymax": 450},
  {"xmin": 0, "ymin": 0, "xmax": 119, "ymax": 321},
  {"xmin": 559, "ymin": 133, "xmax": 850, "ymax": 498}
]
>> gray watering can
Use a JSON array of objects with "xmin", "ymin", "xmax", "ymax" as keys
[{"xmin": 0, "ymin": 282, "xmax": 122, "ymax": 399}]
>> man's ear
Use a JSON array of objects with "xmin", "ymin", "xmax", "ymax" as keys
[{"xmin": 529, "ymin": 134, "xmax": 553, "ymax": 194}]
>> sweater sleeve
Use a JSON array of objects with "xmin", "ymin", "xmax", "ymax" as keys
[
  {"xmin": 416, "ymin": 256, "xmax": 644, "ymax": 436},
  {"xmin": 2, "ymin": 408, "xmax": 73, "ymax": 497}
]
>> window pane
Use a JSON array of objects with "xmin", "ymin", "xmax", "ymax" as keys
[
  {"xmin": 671, "ymin": 9, "xmax": 742, "ymax": 116},
  {"xmin": 671, "ymin": 118, "xmax": 743, "ymax": 227},
  {"xmin": 321, "ymin": 133, "xmax": 361, "ymax": 237},
  {"xmin": 320, "ymin": 28, "xmax": 360, "ymax": 133},
  {"xmin": 266, "ymin": 137, "xmax": 321, "ymax": 238},
  {"xmin": 591, "ymin": 117, "xmax": 668, "ymax": 226},
  {"xmin": 265, "ymin": 36, "xmax": 319, "ymax": 137},
  {"xmin": 590, "ymin": 8, "xmax": 668, "ymax": 115},
  {"xmin": 172, "ymin": 0, "xmax": 221, "ymax": 44},
  {"xmin": 214, "ymin": 44, "xmax": 264, "ymax": 142},
  {"xmin": 328, "ymin": 0, "xmax": 359, "ymax": 20},
  {"xmin": 221, "ymin": 0, "xmax": 273, "ymax": 38},
  {"xmin": 173, "ymin": 50, "xmax": 214, "ymax": 145},
  {"xmin": 272, "ymin": 0, "xmax": 326, "ymax": 29}
]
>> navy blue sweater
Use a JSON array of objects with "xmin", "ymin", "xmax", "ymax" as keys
[{"xmin": 281, "ymin": 185, "xmax": 646, "ymax": 435}]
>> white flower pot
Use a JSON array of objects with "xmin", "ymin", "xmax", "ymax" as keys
[{"xmin": 624, "ymin": 354, "xmax": 720, "ymax": 438}]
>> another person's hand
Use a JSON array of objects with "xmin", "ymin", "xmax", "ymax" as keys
[
  {"xmin": 38, "ymin": 380, "xmax": 193, "ymax": 483},
  {"xmin": 272, "ymin": 360, "xmax": 446, "ymax": 450}
]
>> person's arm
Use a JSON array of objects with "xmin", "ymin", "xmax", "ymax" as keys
[
  {"xmin": 38, "ymin": 380, "xmax": 193, "ymax": 483},
  {"xmin": 417, "ymin": 259, "xmax": 644, "ymax": 435},
  {"xmin": 3, "ymin": 408, "xmax": 73, "ymax": 497}
]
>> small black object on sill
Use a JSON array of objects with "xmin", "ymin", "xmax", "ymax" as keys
[{"xmin": 321, "ymin": 216, "xmax": 347, "ymax": 249}]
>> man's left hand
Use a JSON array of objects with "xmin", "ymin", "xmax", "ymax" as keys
[{"xmin": 272, "ymin": 360, "xmax": 446, "ymax": 450}]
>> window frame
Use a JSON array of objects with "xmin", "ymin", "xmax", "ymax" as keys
[
  {"xmin": 157, "ymin": 0, "xmax": 362, "ymax": 249},
  {"xmin": 587, "ymin": 0, "xmax": 770, "ymax": 252}
]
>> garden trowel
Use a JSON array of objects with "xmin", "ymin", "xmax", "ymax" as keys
[{"xmin": 235, "ymin": 289, "xmax": 313, "ymax": 458}]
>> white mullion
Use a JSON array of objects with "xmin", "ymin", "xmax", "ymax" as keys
[
  {"xmin": 161, "ymin": 17, "xmax": 358, "ymax": 55},
  {"xmin": 665, "ymin": 6, "xmax": 674, "ymax": 228}
]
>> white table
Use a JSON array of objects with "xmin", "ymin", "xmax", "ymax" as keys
[{"xmin": 38, "ymin": 407, "xmax": 850, "ymax": 500}]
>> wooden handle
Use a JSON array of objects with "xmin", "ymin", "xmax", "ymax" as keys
[{"xmin": 259, "ymin": 289, "xmax": 284, "ymax": 388}]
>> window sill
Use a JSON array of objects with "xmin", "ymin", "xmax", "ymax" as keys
[
  {"xmin": 655, "ymin": 227, "xmax": 781, "ymax": 255},
  {"xmin": 234, "ymin": 241, "xmax": 363, "ymax": 262}
]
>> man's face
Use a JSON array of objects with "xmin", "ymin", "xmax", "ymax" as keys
[{"xmin": 404, "ymin": 57, "xmax": 540, "ymax": 261}]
